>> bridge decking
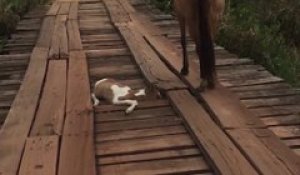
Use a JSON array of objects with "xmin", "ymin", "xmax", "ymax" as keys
[{"xmin": 0, "ymin": 0, "xmax": 299, "ymax": 175}]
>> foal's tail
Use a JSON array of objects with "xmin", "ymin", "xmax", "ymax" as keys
[{"xmin": 197, "ymin": 0, "xmax": 216, "ymax": 88}]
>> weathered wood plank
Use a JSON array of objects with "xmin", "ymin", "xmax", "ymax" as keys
[
  {"xmin": 95, "ymin": 107, "xmax": 175, "ymax": 122},
  {"xmin": 261, "ymin": 115, "xmax": 300, "ymax": 126},
  {"xmin": 96, "ymin": 125, "xmax": 186, "ymax": 142},
  {"xmin": 85, "ymin": 48, "xmax": 130, "ymax": 57},
  {"xmin": 58, "ymin": 51, "xmax": 96, "ymax": 175},
  {"xmin": 228, "ymin": 129, "xmax": 296, "ymax": 175},
  {"xmin": 269, "ymin": 125, "xmax": 300, "ymax": 139},
  {"xmin": 94, "ymin": 99, "xmax": 169, "ymax": 112},
  {"xmin": 36, "ymin": 16, "xmax": 56, "ymax": 48},
  {"xmin": 58, "ymin": 2, "xmax": 71, "ymax": 15},
  {"xmin": 30, "ymin": 60, "xmax": 66, "ymax": 136},
  {"xmin": 96, "ymin": 116, "xmax": 182, "ymax": 132},
  {"xmin": 102, "ymin": 0, "xmax": 131, "ymax": 24},
  {"xmin": 118, "ymin": 23, "xmax": 186, "ymax": 90},
  {"xmin": 59, "ymin": 16, "xmax": 69, "ymax": 59},
  {"xmin": 49, "ymin": 17, "xmax": 61, "ymax": 59},
  {"xmin": 96, "ymin": 134, "xmax": 195, "ymax": 156},
  {"xmin": 168, "ymin": 90, "xmax": 258, "ymax": 175},
  {"xmin": 200, "ymin": 83, "xmax": 266, "ymax": 129},
  {"xmin": 99, "ymin": 157, "xmax": 210, "ymax": 175},
  {"xmin": 19, "ymin": 136, "xmax": 59, "ymax": 175},
  {"xmin": 67, "ymin": 20, "xmax": 82, "ymax": 50},
  {"xmin": 253, "ymin": 129, "xmax": 300, "ymax": 175},
  {"xmin": 0, "ymin": 54, "xmax": 30, "ymax": 60},
  {"xmin": 98, "ymin": 147, "xmax": 200, "ymax": 165},
  {"xmin": 46, "ymin": 2, "xmax": 60, "ymax": 16},
  {"xmin": 250, "ymin": 105, "xmax": 300, "ymax": 117},
  {"xmin": 50, "ymin": 15, "xmax": 69, "ymax": 59},
  {"xmin": 69, "ymin": 2, "xmax": 78, "ymax": 20},
  {"xmin": 0, "ymin": 47, "xmax": 48, "ymax": 175}
]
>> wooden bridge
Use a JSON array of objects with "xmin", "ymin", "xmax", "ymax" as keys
[{"xmin": 0, "ymin": 0, "xmax": 299, "ymax": 174}]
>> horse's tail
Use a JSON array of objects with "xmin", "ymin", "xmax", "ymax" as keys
[{"xmin": 197, "ymin": 0, "xmax": 216, "ymax": 87}]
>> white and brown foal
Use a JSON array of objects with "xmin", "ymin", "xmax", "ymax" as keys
[{"xmin": 92, "ymin": 78, "xmax": 146, "ymax": 114}]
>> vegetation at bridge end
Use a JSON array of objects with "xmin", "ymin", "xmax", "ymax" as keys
[
  {"xmin": 0, "ymin": 0, "xmax": 48, "ymax": 52},
  {"xmin": 149, "ymin": 0, "xmax": 300, "ymax": 87}
]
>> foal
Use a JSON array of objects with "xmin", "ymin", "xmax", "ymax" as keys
[
  {"xmin": 173, "ymin": 0, "xmax": 225, "ymax": 89},
  {"xmin": 92, "ymin": 78, "xmax": 146, "ymax": 114}
]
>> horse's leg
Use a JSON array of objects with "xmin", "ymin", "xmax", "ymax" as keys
[
  {"xmin": 179, "ymin": 18, "xmax": 189, "ymax": 75},
  {"xmin": 196, "ymin": 0, "xmax": 216, "ymax": 89}
]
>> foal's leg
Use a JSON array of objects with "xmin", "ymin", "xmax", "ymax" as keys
[
  {"xmin": 179, "ymin": 18, "xmax": 189, "ymax": 75},
  {"xmin": 113, "ymin": 98, "xmax": 138, "ymax": 114},
  {"xmin": 91, "ymin": 93, "xmax": 100, "ymax": 106}
]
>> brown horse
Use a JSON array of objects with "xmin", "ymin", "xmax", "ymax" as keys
[{"xmin": 172, "ymin": 0, "xmax": 225, "ymax": 89}]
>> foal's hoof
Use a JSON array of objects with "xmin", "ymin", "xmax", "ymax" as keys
[{"xmin": 180, "ymin": 68, "xmax": 189, "ymax": 76}]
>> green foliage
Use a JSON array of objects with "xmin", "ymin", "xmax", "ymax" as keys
[
  {"xmin": 0, "ymin": 0, "xmax": 47, "ymax": 36},
  {"xmin": 147, "ymin": 0, "xmax": 171, "ymax": 13},
  {"xmin": 218, "ymin": 0, "xmax": 300, "ymax": 86}
]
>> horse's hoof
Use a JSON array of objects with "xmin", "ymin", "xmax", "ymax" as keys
[
  {"xmin": 195, "ymin": 79, "xmax": 210, "ymax": 93},
  {"xmin": 180, "ymin": 68, "xmax": 189, "ymax": 76},
  {"xmin": 207, "ymin": 81, "xmax": 215, "ymax": 89}
]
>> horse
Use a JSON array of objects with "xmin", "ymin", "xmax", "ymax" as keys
[{"xmin": 172, "ymin": 0, "xmax": 225, "ymax": 89}]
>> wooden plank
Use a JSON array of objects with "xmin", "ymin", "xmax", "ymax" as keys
[
  {"xmin": 0, "ymin": 54, "xmax": 30, "ymax": 60},
  {"xmin": 19, "ymin": 136, "xmax": 59, "ymax": 175},
  {"xmin": 94, "ymin": 99, "xmax": 170, "ymax": 112},
  {"xmin": 30, "ymin": 60, "xmax": 66, "ymax": 136},
  {"xmin": 143, "ymin": 27, "xmax": 203, "ymax": 89},
  {"xmin": 59, "ymin": 16, "xmax": 69, "ymax": 59},
  {"xmin": 96, "ymin": 116, "xmax": 182, "ymax": 132},
  {"xmin": 49, "ymin": 17, "xmax": 61, "ymax": 59},
  {"xmin": 102, "ymin": 0, "xmax": 131, "ymax": 24},
  {"xmin": 284, "ymin": 138, "xmax": 300, "ymax": 148},
  {"xmin": 200, "ymin": 83, "xmax": 266, "ymax": 129},
  {"xmin": 58, "ymin": 51, "xmax": 96, "ymax": 175},
  {"xmin": 118, "ymin": 0, "xmax": 136, "ymax": 13},
  {"xmin": 0, "ymin": 47, "xmax": 49, "ymax": 175},
  {"xmin": 50, "ymin": 15, "xmax": 69, "ymax": 59},
  {"xmin": 89, "ymin": 64, "xmax": 139, "ymax": 78},
  {"xmin": 242, "ymin": 96, "xmax": 300, "ymax": 108},
  {"xmin": 95, "ymin": 107, "xmax": 175, "ymax": 122},
  {"xmin": 118, "ymin": 23, "xmax": 186, "ymax": 90},
  {"xmin": 253, "ymin": 129, "xmax": 300, "ymax": 175},
  {"xmin": 131, "ymin": 13, "xmax": 163, "ymax": 36},
  {"xmin": 261, "ymin": 115, "xmax": 300, "ymax": 126},
  {"xmin": 250, "ymin": 105, "xmax": 300, "ymax": 117},
  {"xmin": 98, "ymin": 148, "xmax": 200, "ymax": 165},
  {"xmin": 69, "ymin": 2, "xmax": 78, "ymax": 20},
  {"xmin": 96, "ymin": 134, "xmax": 195, "ymax": 156},
  {"xmin": 67, "ymin": 20, "xmax": 82, "ymax": 51},
  {"xmin": 36, "ymin": 16, "xmax": 56, "ymax": 48},
  {"xmin": 46, "ymin": 2, "xmax": 61, "ymax": 16},
  {"xmin": 167, "ymin": 90, "xmax": 258, "ymax": 175},
  {"xmin": 96, "ymin": 125, "xmax": 186, "ymax": 142},
  {"xmin": 58, "ymin": 2, "xmax": 71, "ymax": 15},
  {"xmin": 269, "ymin": 125, "xmax": 300, "ymax": 139},
  {"xmin": 230, "ymin": 83, "xmax": 291, "ymax": 92},
  {"xmin": 221, "ymin": 76, "xmax": 284, "ymax": 87},
  {"xmin": 99, "ymin": 157, "xmax": 210, "ymax": 175},
  {"xmin": 85, "ymin": 48, "xmax": 130, "ymax": 57},
  {"xmin": 236, "ymin": 89, "xmax": 298, "ymax": 99},
  {"xmin": 228, "ymin": 129, "xmax": 295, "ymax": 175}
]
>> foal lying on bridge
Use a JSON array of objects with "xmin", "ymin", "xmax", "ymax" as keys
[
  {"xmin": 172, "ymin": 0, "xmax": 225, "ymax": 89},
  {"xmin": 92, "ymin": 78, "xmax": 146, "ymax": 114}
]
